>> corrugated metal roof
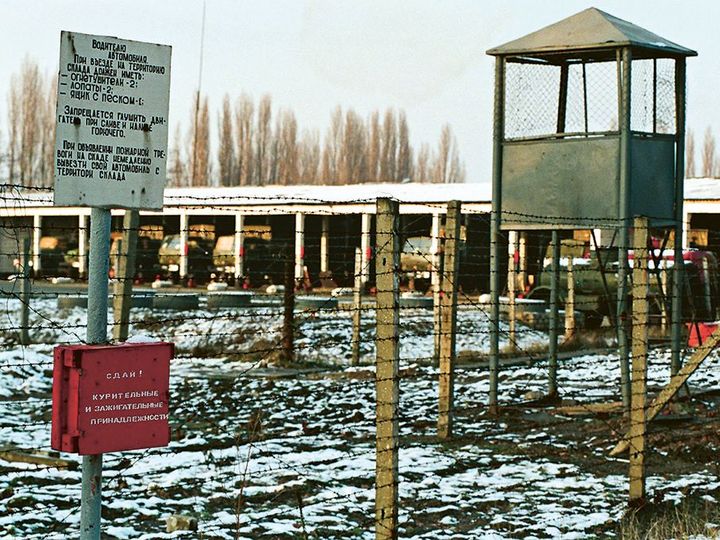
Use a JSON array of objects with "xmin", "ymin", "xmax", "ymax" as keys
[{"xmin": 487, "ymin": 7, "xmax": 696, "ymax": 59}]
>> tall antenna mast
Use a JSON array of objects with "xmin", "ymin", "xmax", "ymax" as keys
[{"xmin": 191, "ymin": 0, "xmax": 207, "ymax": 186}]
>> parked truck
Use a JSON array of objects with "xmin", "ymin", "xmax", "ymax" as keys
[
  {"xmin": 158, "ymin": 234, "xmax": 214, "ymax": 283},
  {"xmin": 529, "ymin": 239, "xmax": 720, "ymax": 324}
]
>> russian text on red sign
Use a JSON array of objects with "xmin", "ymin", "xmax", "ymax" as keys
[{"xmin": 51, "ymin": 342, "xmax": 173, "ymax": 455}]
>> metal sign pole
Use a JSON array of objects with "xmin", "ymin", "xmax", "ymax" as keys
[
  {"xmin": 52, "ymin": 30, "xmax": 170, "ymax": 538},
  {"xmin": 80, "ymin": 207, "xmax": 111, "ymax": 539}
]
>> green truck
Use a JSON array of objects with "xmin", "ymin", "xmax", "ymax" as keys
[{"xmin": 529, "ymin": 239, "xmax": 720, "ymax": 324}]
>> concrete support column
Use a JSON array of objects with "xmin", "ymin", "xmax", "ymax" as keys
[
  {"xmin": 430, "ymin": 213, "xmax": 441, "ymax": 290},
  {"xmin": 518, "ymin": 231, "xmax": 527, "ymax": 292},
  {"xmin": 32, "ymin": 214, "xmax": 42, "ymax": 274},
  {"xmin": 361, "ymin": 213, "xmax": 371, "ymax": 283},
  {"xmin": 431, "ymin": 212, "xmax": 442, "ymax": 363},
  {"xmin": 295, "ymin": 212, "xmax": 305, "ymax": 280},
  {"xmin": 78, "ymin": 214, "xmax": 89, "ymax": 279},
  {"xmin": 179, "ymin": 213, "xmax": 189, "ymax": 279},
  {"xmin": 507, "ymin": 231, "xmax": 518, "ymax": 349},
  {"xmin": 320, "ymin": 215, "xmax": 330, "ymax": 274},
  {"xmin": 508, "ymin": 231, "xmax": 518, "ymax": 288},
  {"xmin": 234, "ymin": 213, "xmax": 244, "ymax": 281}
]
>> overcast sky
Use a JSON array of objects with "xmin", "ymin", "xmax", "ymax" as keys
[{"xmin": 1, "ymin": 0, "xmax": 718, "ymax": 183}]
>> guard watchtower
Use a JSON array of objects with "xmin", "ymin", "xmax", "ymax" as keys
[
  {"xmin": 487, "ymin": 7, "xmax": 695, "ymax": 229},
  {"xmin": 484, "ymin": 8, "xmax": 696, "ymax": 412}
]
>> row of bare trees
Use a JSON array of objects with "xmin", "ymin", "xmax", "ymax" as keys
[
  {"xmin": 5, "ymin": 58, "xmax": 57, "ymax": 187},
  {"xmin": 686, "ymin": 127, "xmax": 720, "ymax": 179},
  {"xmin": 170, "ymin": 92, "xmax": 465, "ymax": 187},
  {"xmin": 2, "ymin": 59, "xmax": 466, "ymax": 187}
]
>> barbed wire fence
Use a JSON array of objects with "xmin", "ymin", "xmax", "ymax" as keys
[{"xmin": 0, "ymin": 185, "xmax": 720, "ymax": 538}]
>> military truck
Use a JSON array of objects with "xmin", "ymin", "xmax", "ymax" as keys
[
  {"xmin": 529, "ymin": 239, "xmax": 720, "ymax": 324},
  {"xmin": 213, "ymin": 234, "xmax": 288, "ymax": 287},
  {"xmin": 158, "ymin": 234, "xmax": 214, "ymax": 283}
]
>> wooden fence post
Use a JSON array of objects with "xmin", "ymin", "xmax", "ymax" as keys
[
  {"xmin": 375, "ymin": 197, "xmax": 399, "ymax": 540},
  {"xmin": 629, "ymin": 216, "xmax": 649, "ymax": 504},
  {"xmin": 112, "ymin": 210, "xmax": 139, "ymax": 342},
  {"xmin": 352, "ymin": 247, "xmax": 362, "ymax": 366},
  {"xmin": 438, "ymin": 201, "xmax": 461, "ymax": 439}
]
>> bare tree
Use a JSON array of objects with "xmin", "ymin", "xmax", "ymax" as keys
[
  {"xmin": 254, "ymin": 95, "xmax": 272, "ymax": 185},
  {"xmin": 3, "ymin": 58, "xmax": 57, "ymax": 186},
  {"xmin": 0, "ymin": 130, "xmax": 5, "ymax": 181},
  {"xmin": 188, "ymin": 91, "xmax": 210, "ymax": 186},
  {"xmin": 686, "ymin": 129, "xmax": 696, "ymax": 178},
  {"xmin": 321, "ymin": 106, "xmax": 343, "ymax": 184},
  {"xmin": 7, "ymin": 77, "xmax": 20, "ymax": 184},
  {"xmin": 298, "ymin": 129, "xmax": 320, "ymax": 183},
  {"xmin": 217, "ymin": 94, "xmax": 235, "ymax": 186},
  {"xmin": 268, "ymin": 116, "xmax": 280, "ymax": 184},
  {"xmin": 341, "ymin": 109, "xmax": 366, "ymax": 182},
  {"xmin": 415, "ymin": 143, "xmax": 431, "ymax": 183},
  {"xmin": 199, "ymin": 97, "xmax": 211, "ymax": 185},
  {"xmin": 45, "ymin": 86, "xmax": 465, "ymax": 188},
  {"xmin": 234, "ymin": 94, "xmax": 254, "ymax": 186},
  {"xmin": 434, "ymin": 124, "xmax": 451, "ymax": 183},
  {"xmin": 168, "ymin": 123, "xmax": 186, "ymax": 187},
  {"xmin": 38, "ymin": 74, "xmax": 56, "ymax": 187},
  {"xmin": 433, "ymin": 124, "xmax": 464, "ymax": 183},
  {"xmin": 397, "ymin": 111, "xmax": 411, "ymax": 182},
  {"xmin": 452, "ymin": 156, "xmax": 466, "ymax": 183},
  {"xmin": 367, "ymin": 111, "xmax": 381, "ymax": 183},
  {"xmin": 20, "ymin": 59, "xmax": 43, "ymax": 184},
  {"xmin": 276, "ymin": 110, "xmax": 298, "ymax": 185},
  {"xmin": 380, "ymin": 109, "xmax": 397, "ymax": 182},
  {"xmin": 702, "ymin": 126, "xmax": 716, "ymax": 178}
]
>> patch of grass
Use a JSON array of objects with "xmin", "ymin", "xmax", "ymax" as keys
[{"xmin": 620, "ymin": 495, "xmax": 720, "ymax": 539}]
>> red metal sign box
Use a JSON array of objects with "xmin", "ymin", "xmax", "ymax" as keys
[{"xmin": 51, "ymin": 342, "xmax": 173, "ymax": 455}]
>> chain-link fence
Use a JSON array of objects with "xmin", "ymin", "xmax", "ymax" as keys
[{"xmin": 504, "ymin": 58, "xmax": 677, "ymax": 140}]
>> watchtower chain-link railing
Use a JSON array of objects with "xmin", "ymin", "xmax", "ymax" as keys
[{"xmin": 504, "ymin": 58, "xmax": 676, "ymax": 140}]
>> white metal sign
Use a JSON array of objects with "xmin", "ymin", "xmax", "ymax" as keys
[{"xmin": 54, "ymin": 31, "xmax": 171, "ymax": 210}]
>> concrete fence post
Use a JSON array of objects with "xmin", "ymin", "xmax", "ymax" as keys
[
  {"xmin": 438, "ymin": 201, "xmax": 461, "ymax": 439},
  {"xmin": 629, "ymin": 216, "xmax": 649, "ymax": 503},
  {"xmin": 374, "ymin": 197, "xmax": 399, "ymax": 540},
  {"xmin": 113, "ymin": 210, "xmax": 139, "ymax": 342}
]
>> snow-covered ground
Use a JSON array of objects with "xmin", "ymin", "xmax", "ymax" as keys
[{"xmin": 1, "ymin": 297, "xmax": 720, "ymax": 538}]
